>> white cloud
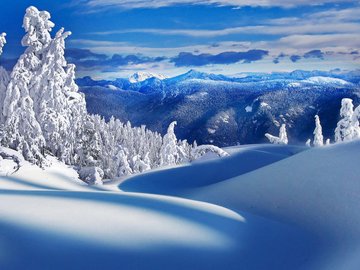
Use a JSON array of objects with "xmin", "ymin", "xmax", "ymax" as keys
[
  {"xmin": 92, "ymin": 22, "xmax": 360, "ymax": 37},
  {"xmin": 90, "ymin": 5, "xmax": 360, "ymax": 38},
  {"xmin": 83, "ymin": 0, "xmax": 354, "ymax": 9}
]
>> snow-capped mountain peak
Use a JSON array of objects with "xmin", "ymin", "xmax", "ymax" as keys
[{"xmin": 129, "ymin": 72, "xmax": 167, "ymax": 83}]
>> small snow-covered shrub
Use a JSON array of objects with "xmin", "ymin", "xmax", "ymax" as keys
[
  {"xmin": 191, "ymin": 145, "xmax": 229, "ymax": 160},
  {"xmin": 79, "ymin": 167, "xmax": 104, "ymax": 185}
]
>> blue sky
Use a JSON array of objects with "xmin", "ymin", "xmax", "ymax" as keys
[{"xmin": 0, "ymin": 0, "xmax": 359, "ymax": 79}]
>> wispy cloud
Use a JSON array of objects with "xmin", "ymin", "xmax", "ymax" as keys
[
  {"xmin": 92, "ymin": 22, "xmax": 360, "ymax": 37},
  {"xmin": 81, "ymin": 0, "xmax": 354, "ymax": 10}
]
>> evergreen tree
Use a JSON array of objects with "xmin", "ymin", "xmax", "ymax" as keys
[
  {"xmin": 335, "ymin": 98, "xmax": 357, "ymax": 142},
  {"xmin": 0, "ymin": 7, "xmax": 53, "ymax": 165},
  {"xmin": 313, "ymin": 115, "xmax": 324, "ymax": 147},
  {"xmin": 0, "ymin": 33, "xmax": 10, "ymax": 123},
  {"xmin": 265, "ymin": 124, "xmax": 288, "ymax": 145},
  {"xmin": 160, "ymin": 121, "xmax": 179, "ymax": 166}
]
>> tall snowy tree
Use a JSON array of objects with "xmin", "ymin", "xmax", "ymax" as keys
[
  {"xmin": 32, "ymin": 27, "xmax": 87, "ymax": 163},
  {"xmin": 265, "ymin": 124, "xmax": 288, "ymax": 145},
  {"xmin": 0, "ymin": 7, "xmax": 54, "ymax": 165},
  {"xmin": 351, "ymin": 105, "xmax": 360, "ymax": 139},
  {"xmin": 313, "ymin": 115, "xmax": 324, "ymax": 147},
  {"xmin": 160, "ymin": 121, "xmax": 180, "ymax": 166},
  {"xmin": 0, "ymin": 33, "xmax": 10, "ymax": 124},
  {"xmin": 334, "ymin": 98, "xmax": 360, "ymax": 142},
  {"xmin": 0, "ymin": 33, "xmax": 6, "ymax": 55}
]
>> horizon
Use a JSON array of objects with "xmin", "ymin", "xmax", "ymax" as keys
[
  {"xmin": 78, "ymin": 67, "xmax": 359, "ymax": 81},
  {"xmin": 0, "ymin": 0, "xmax": 359, "ymax": 79}
]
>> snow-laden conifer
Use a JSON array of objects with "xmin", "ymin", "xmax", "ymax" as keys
[
  {"xmin": 265, "ymin": 124, "xmax": 288, "ymax": 145},
  {"xmin": 335, "ymin": 98, "xmax": 359, "ymax": 142},
  {"xmin": 0, "ymin": 7, "xmax": 52, "ymax": 165},
  {"xmin": 313, "ymin": 115, "xmax": 324, "ymax": 147},
  {"xmin": 160, "ymin": 121, "xmax": 180, "ymax": 166},
  {"xmin": 0, "ymin": 33, "xmax": 6, "ymax": 56},
  {"xmin": 0, "ymin": 33, "xmax": 10, "ymax": 123}
]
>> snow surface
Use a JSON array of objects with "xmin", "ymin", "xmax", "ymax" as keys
[
  {"xmin": 2, "ymin": 142, "xmax": 360, "ymax": 269},
  {"xmin": 121, "ymin": 141, "xmax": 360, "ymax": 270}
]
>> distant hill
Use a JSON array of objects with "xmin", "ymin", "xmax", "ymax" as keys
[{"xmin": 77, "ymin": 69, "xmax": 360, "ymax": 146}]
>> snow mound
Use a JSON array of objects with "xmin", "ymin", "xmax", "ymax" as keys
[
  {"xmin": 121, "ymin": 140, "xmax": 360, "ymax": 270},
  {"xmin": 120, "ymin": 144, "xmax": 305, "ymax": 195}
]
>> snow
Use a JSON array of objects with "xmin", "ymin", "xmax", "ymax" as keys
[
  {"xmin": 2, "ymin": 140, "xmax": 360, "ymax": 269},
  {"xmin": 288, "ymin": 82, "xmax": 301, "ymax": 87},
  {"xmin": 260, "ymin": 101, "xmax": 271, "ymax": 108},
  {"xmin": 121, "ymin": 140, "xmax": 360, "ymax": 269},
  {"xmin": 106, "ymin": 84, "xmax": 118, "ymax": 90},
  {"xmin": 78, "ymin": 166, "xmax": 104, "ymax": 185},
  {"xmin": 0, "ymin": 147, "xmax": 246, "ymax": 270},
  {"xmin": 207, "ymin": 128, "xmax": 216, "ymax": 134},
  {"xmin": 245, "ymin": 105, "xmax": 252, "ymax": 112},
  {"xmin": 129, "ymin": 71, "xmax": 167, "ymax": 83},
  {"xmin": 304, "ymin": 76, "xmax": 350, "ymax": 86}
]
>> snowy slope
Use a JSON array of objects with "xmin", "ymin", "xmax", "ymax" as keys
[
  {"xmin": 121, "ymin": 140, "xmax": 360, "ymax": 270},
  {"xmin": 2, "ymin": 142, "xmax": 360, "ymax": 269}
]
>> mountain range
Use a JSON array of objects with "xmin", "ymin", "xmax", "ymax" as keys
[{"xmin": 77, "ymin": 69, "xmax": 360, "ymax": 146}]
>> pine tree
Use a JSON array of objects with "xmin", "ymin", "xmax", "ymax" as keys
[
  {"xmin": 160, "ymin": 121, "xmax": 179, "ymax": 166},
  {"xmin": 0, "ymin": 7, "xmax": 53, "ymax": 165},
  {"xmin": 0, "ymin": 33, "xmax": 10, "ymax": 124},
  {"xmin": 0, "ymin": 33, "xmax": 6, "ymax": 55},
  {"xmin": 335, "ymin": 98, "xmax": 357, "ymax": 142},
  {"xmin": 313, "ymin": 115, "xmax": 324, "ymax": 147},
  {"xmin": 265, "ymin": 124, "xmax": 288, "ymax": 145},
  {"xmin": 352, "ymin": 105, "xmax": 360, "ymax": 139}
]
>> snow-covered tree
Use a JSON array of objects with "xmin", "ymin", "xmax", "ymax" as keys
[
  {"xmin": 160, "ymin": 121, "xmax": 180, "ymax": 166},
  {"xmin": 0, "ymin": 33, "xmax": 10, "ymax": 123},
  {"xmin": 33, "ymin": 28, "xmax": 87, "ymax": 163},
  {"xmin": 334, "ymin": 98, "xmax": 360, "ymax": 142},
  {"xmin": 0, "ymin": 7, "xmax": 53, "ymax": 165},
  {"xmin": 313, "ymin": 115, "xmax": 324, "ymax": 147},
  {"xmin": 0, "ymin": 33, "xmax": 6, "ymax": 55},
  {"xmin": 265, "ymin": 124, "xmax": 288, "ymax": 145},
  {"xmin": 352, "ymin": 105, "xmax": 360, "ymax": 139}
]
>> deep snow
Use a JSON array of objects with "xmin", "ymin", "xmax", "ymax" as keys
[{"xmin": 1, "ymin": 141, "xmax": 360, "ymax": 269}]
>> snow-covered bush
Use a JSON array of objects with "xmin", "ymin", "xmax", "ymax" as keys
[
  {"xmin": 265, "ymin": 124, "xmax": 288, "ymax": 145},
  {"xmin": 78, "ymin": 166, "xmax": 104, "ymax": 185},
  {"xmin": 191, "ymin": 145, "xmax": 229, "ymax": 160}
]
